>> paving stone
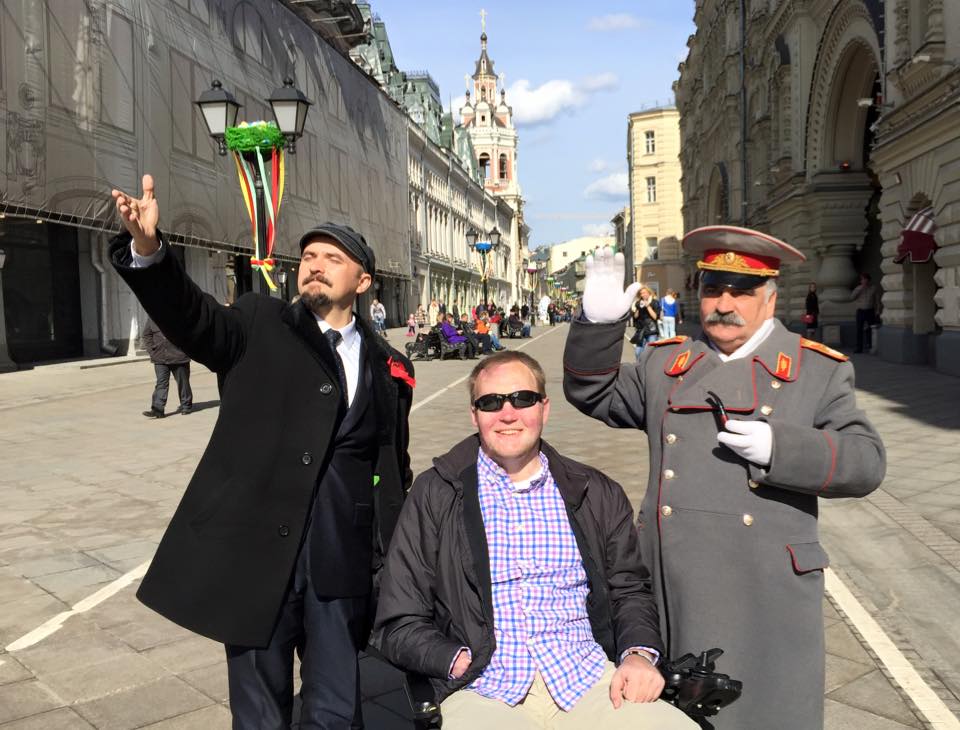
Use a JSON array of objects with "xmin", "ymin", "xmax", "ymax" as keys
[
  {"xmin": 13, "ymin": 630, "xmax": 134, "ymax": 676},
  {"xmin": 0, "ymin": 656, "xmax": 34, "ymax": 686},
  {"xmin": 143, "ymin": 635, "xmax": 226, "ymax": 674},
  {"xmin": 0, "ymin": 680, "xmax": 63, "ymax": 725},
  {"xmin": 139, "ymin": 703, "xmax": 231, "ymax": 729},
  {"xmin": 178, "ymin": 664, "xmax": 229, "ymax": 704},
  {"xmin": 29, "ymin": 564, "xmax": 122, "ymax": 604},
  {"xmin": 824, "ymin": 696, "xmax": 919, "ymax": 729},
  {"xmin": 0, "ymin": 707, "xmax": 95, "ymax": 729},
  {"xmin": 12, "ymin": 552, "xmax": 103, "ymax": 579},
  {"xmin": 39, "ymin": 652, "xmax": 167, "ymax": 703},
  {"xmin": 0, "ymin": 594, "xmax": 70, "ymax": 647},
  {"xmin": 825, "ymin": 652, "xmax": 874, "ymax": 693},
  {"xmin": 73, "ymin": 676, "xmax": 213, "ymax": 729}
]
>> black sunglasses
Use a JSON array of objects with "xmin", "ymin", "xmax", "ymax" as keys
[{"xmin": 473, "ymin": 390, "xmax": 544, "ymax": 412}]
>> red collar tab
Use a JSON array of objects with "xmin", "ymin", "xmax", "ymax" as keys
[
  {"xmin": 387, "ymin": 357, "xmax": 416, "ymax": 388},
  {"xmin": 774, "ymin": 352, "xmax": 793, "ymax": 380},
  {"xmin": 667, "ymin": 349, "xmax": 693, "ymax": 376}
]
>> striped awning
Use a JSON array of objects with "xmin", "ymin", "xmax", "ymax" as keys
[{"xmin": 894, "ymin": 206, "xmax": 937, "ymax": 264}]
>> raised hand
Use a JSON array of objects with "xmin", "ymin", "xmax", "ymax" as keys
[
  {"xmin": 111, "ymin": 174, "xmax": 160, "ymax": 256},
  {"xmin": 581, "ymin": 247, "xmax": 642, "ymax": 323}
]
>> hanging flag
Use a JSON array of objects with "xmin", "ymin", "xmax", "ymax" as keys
[{"xmin": 894, "ymin": 206, "xmax": 937, "ymax": 264}]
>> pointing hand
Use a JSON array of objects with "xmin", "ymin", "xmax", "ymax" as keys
[{"xmin": 111, "ymin": 174, "xmax": 160, "ymax": 256}]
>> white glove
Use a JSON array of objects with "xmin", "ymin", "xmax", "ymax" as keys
[
  {"xmin": 581, "ymin": 247, "xmax": 642, "ymax": 323},
  {"xmin": 717, "ymin": 419, "xmax": 772, "ymax": 467}
]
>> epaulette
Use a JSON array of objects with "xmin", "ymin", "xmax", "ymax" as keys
[
  {"xmin": 800, "ymin": 338, "xmax": 848, "ymax": 362},
  {"xmin": 649, "ymin": 335, "xmax": 689, "ymax": 347}
]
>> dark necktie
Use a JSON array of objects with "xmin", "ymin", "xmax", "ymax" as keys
[{"xmin": 323, "ymin": 328, "xmax": 349, "ymax": 405}]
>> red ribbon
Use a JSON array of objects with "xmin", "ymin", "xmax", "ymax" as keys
[{"xmin": 387, "ymin": 357, "xmax": 416, "ymax": 388}]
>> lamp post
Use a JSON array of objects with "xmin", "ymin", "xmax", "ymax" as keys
[
  {"xmin": 467, "ymin": 226, "xmax": 501, "ymax": 308},
  {"xmin": 196, "ymin": 78, "xmax": 311, "ymax": 295},
  {"xmin": 525, "ymin": 261, "xmax": 539, "ymax": 327},
  {"xmin": 0, "ymin": 249, "xmax": 17, "ymax": 372}
]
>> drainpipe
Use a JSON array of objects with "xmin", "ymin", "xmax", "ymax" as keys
[
  {"xmin": 739, "ymin": 0, "xmax": 749, "ymax": 225},
  {"xmin": 90, "ymin": 234, "xmax": 118, "ymax": 355}
]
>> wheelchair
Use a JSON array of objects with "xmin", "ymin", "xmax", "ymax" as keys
[{"xmin": 403, "ymin": 648, "xmax": 742, "ymax": 729}]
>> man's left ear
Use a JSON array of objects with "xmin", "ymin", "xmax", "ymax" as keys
[{"xmin": 356, "ymin": 272, "xmax": 373, "ymax": 295}]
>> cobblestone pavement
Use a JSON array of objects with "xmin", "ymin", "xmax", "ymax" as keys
[{"xmin": 0, "ymin": 324, "xmax": 957, "ymax": 728}]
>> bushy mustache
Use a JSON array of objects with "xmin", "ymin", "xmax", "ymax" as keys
[
  {"xmin": 704, "ymin": 311, "xmax": 746, "ymax": 326},
  {"xmin": 303, "ymin": 274, "xmax": 332, "ymax": 286}
]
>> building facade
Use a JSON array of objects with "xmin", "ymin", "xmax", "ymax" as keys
[
  {"xmin": 541, "ymin": 235, "xmax": 613, "ymax": 276},
  {"xmin": 627, "ymin": 107, "xmax": 685, "ymax": 274},
  {"xmin": 0, "ymin": 0, "xmax": 411, "ymax": 365},
  {"xmin": 675, "ymin": 0, "xmax": 960, "ymax": 375}
]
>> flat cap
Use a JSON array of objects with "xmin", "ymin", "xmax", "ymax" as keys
[
  {"xmin": 298, "ymin": 223, "xmax": 376, "ymax": 275},
  {"xmin": 683, "ymin": 225, "xmax": 805, "ymax": 289}
]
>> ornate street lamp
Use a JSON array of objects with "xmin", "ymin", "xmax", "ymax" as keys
[
  {"xmin": 467, "ymin": 227, "xmax": 501, "ymax": 307},
  {"xmin": 195, "ymin": 80, "xmax": 241, "ymax": 156},
  {"xmin": 268, "ymin": 78, "xmax": 312, "ymax": 153},
  {"xmin": 196, "ymin": 78, "xmax": 311, "ymax": 295}
]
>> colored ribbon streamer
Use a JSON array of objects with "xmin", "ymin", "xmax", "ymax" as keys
[{"xmin": 232, "ymin": 145, "xmax": 285, "ymax": 293}]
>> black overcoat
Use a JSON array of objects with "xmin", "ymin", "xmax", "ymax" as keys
[{"xmin": 109, "ymin": 232, "xmax": 414, "ymax": 648}]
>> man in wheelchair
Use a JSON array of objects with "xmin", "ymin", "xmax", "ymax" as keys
[{"xmin": 371, "ymin": 352, "xmax": 695, "ymax": 729}]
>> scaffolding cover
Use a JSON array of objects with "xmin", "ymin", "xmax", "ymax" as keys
[{"xmin": 0, "ymin": 0, "xmax": 410, "ymax": 276}]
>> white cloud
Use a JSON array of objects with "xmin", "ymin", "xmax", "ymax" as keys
[
  {"xmin": 587, "ymin": 14, "xmax": 646, "ymax": 32},
  {"xmin": 507, "ymin": 74, "xmax": 619, "ymax": 127},
  {"xmin": 583, "ymin": 222, "xmax": 614, "ymax": 236},
  {"xmin": 589, "ymin": 158, "xmax": 611, "ymax": 173},
  {"xmin": 584, "ymin": 172, "xmax": 629, "ymax": 201},
  {"xmin": 580, "ymin": 72, "xmax": 619, "ymax": 92}
]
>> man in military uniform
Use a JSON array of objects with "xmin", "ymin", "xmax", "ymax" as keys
[{"xmin": 563, "ymin": 225, "xmax": 886, "ymax": 729}]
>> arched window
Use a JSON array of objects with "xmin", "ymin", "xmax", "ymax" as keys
[
  {"xmin": 499, "ymin": 154, "xmax": 508, "ymax": 179},
  {"xmin": 479, "ymin": 153, "xmax": 490, "ymax": 180}
]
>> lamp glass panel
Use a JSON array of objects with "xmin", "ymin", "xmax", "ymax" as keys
[
  {"xmin": 200, "ymin": 101, "xmax": 228, "ymax": 135},
  {"xmin": 271, "ymin": 100, "xmax": 299, "ymax": 134}
]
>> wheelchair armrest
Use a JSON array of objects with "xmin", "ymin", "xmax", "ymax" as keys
[{"xmin": 403, "ymin": 672, "xmax": 442, "ymax": 728}]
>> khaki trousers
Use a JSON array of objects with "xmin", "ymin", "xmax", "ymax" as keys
[{"xmin": 440, "ymin": 662, "xmax": 697, "ymax": 729}]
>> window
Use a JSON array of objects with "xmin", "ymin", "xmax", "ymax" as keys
[
  {"xmin": 645, "ymin": 130, "xmax": 656, "ymax": 154},
  {"xmin": 499, "ymin": 154, "xmax": 508, "ymax": 180},
  {"xmin": 479, "ymin": 153, "xmax": 490, "ymax": 179},
  {"xmin": 101, "ymin": 13, "xmax": 135, "ymax": 132},
  {"xmin": 646, "ymin": 236, "xmax": 658, "ymax": 249},
  {"xmin": 171, "ymin": 50, "xmax": 214, "ymax": 160},
  {"xmin": 646, "ymin": 177, "xmax": 657, "ymax": 203},
  {"xmin": 172, "ymin": 0, "xmax": 209, "ymax": 23}
]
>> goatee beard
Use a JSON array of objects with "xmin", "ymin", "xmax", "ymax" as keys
[{"xmin": 300, "ymin": 290, "xmax": 331, "ymax": 315}]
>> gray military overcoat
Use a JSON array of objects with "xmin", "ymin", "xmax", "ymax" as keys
[{"xmin": 563, "ymin": 318, "xmax": 885, "ymax": 730}]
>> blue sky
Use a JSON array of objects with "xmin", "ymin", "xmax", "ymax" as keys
[{"xmin": 366, "ymin": 2, "xmax": 695, "ymax": 248}]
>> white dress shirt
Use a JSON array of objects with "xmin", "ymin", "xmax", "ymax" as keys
[
  {"xmin": 709, "ymin": 317, "xmax": 775, "ymax": 362},
  {"xmin": 128, "ymin": 240, "xmax": 362, "ymax": 406},
  {"xmin": 314, "ymin": 315, "xmax": 362, "ymax": 407}
]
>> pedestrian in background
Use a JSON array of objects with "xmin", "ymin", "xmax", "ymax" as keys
[
  {"xmin": 850, "ymin": 273, "xmax": 881, "ymax": 353},
  {"xmin": 804, "ymin": 282, "xmax": 819, "ymax": 339},
  {"xmin": 659, "ymin": 289, "xmax": 680, "ymax": 339},
  {"xmin": 406, "ymin": 312, "xmax": 417, "ymax": 336},
  {"xmin": 141, "ymin": 317, "xmax": 193, "ymax": 418},
  {"xmin": 415, "ymin": 305, "xmax": 427, "ymax": 332},
  {"xmin": 428, "ymin": 299, "xmax": 440, "ymax": 327},
  {"xmin": 370, "ymin": 298, "xmax": 387, "ymax": 336},
  {"xmin": 630, "ymin": 287, "xmax": 660, "ymax": 359}
]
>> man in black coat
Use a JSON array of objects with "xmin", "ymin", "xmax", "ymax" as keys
[
  {"xmin": 140, "ymin": 317, "xmax": 193, "ymax": 418},
  {"xmin": 111, "ymin": 175, "xmax": 414, "ymax": 729}
]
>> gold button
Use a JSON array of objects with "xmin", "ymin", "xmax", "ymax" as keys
[
  {"xmin": 748, "ymin": 479, "xmax": 759, "ymax": 489},
  {"xmin": 760, "ymin": 405, "xmax": 773, "ymax": 416},
  {"xmin": 665, "ymin": 433, "xmax": 677, "ymax": 444},
  {"xmin": 742, "ymin": 514, "xmax": 754, "ymax": 526},
  {"xmin": 771, "ymin": 380, "xmax": 782, "ymax": 390},
  {"xmin": 661, "ymin": 505, "xmax": 673, "ymax": 517},
  {"xmin": 663, "ymin": 469, "xmax": 675, "ymax": 480}
]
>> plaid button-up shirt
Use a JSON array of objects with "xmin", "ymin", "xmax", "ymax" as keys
[{"xmin": 466, "ymin": 448, "xmax": 607, "ymax": 711}]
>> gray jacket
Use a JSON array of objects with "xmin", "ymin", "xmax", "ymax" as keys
[
  {"xmin": 563, "ymin": 318, "xmax": 885, "ymax": 730},
  {"xmin": 141, "ymin": 319, "xmax": 189, "ymax": 365}
]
